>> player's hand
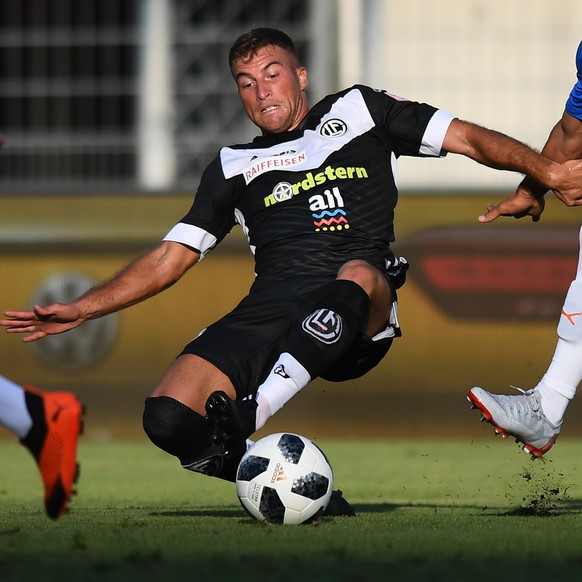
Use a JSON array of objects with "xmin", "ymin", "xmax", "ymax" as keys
[
  {"xmin": 1, "ymin": 303, "xmax": 85, "ymax": 342},
  {"xmin": 551, "ymin": 159, "xmax": 582, "ymax": 207},
  {"xmin": 478, "ymin": 190, "xmax": 545, "ymax": 223}
]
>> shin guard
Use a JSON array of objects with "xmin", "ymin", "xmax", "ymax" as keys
[{"xmin": 143, "ymin": 396, "xmax": 245, "ymax": 482}]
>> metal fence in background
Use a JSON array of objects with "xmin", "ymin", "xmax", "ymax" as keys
[
  {"xmin": 0, "ymin": 0, "xmax": 314, "ymax": 193},
  {"xmin": 0, "ymin": 0, "xmax": 580, "ymax": 194}
]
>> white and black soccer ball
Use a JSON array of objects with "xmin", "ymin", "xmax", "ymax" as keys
[{"xmin": 236, "ymin": 432, "xmax": 333, "ymax": 525}]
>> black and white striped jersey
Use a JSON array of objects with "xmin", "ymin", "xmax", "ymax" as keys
[{"xmin": 164, "ymin": 84, "xmax": 455, "ymax": 281}]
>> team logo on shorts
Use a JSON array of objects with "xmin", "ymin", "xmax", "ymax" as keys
[{"xmin": 302, "ymin": 308, "xmax": 343, "ymax": 344}]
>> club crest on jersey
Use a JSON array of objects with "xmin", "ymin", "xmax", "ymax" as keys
[
  {"xmin": 302, "ymin": 308, "xmax": 343, "ymax": 344},
  {"xmin": 320, "ymin": 118, "xmax": 348, "ymax": 137}
]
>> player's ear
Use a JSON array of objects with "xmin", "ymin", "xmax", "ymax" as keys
[{"xmin": 297, "ymin": 66, "xmax": 308, "ymax": 91}]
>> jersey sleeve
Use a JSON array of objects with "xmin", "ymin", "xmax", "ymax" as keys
[
  {"xmin": 163, "ymin": 155, "xmax": 238, "ymax": 259},
  {"xmin": 357, "ymin": 85, "xmax": 456, "ymax": 158},
  {"xmin": 565, "ymin": 41, "xmax": 582, "ymax": 121}
]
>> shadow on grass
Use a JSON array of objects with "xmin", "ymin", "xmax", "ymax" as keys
[
  {"xmin": 150, "ymin": 508, "xmax": 244, "ymax": 518},
  {"xmin": 151, "ymin": 503, "xmax": 402, "ymax": 519},
  {"xmin": 352, "ymin": 498, "xmax": 582, "ymax": 517},
  {"xmin": 501, "ymin": 497, "xmax": 582, "ymax": 517},
  {"xmin": 353, "ymin": 501, "xmax": 500, "ymax": 514},
  {"xmin": 150, "ymin": 495, "xmax": 582, "ymax": 521}
]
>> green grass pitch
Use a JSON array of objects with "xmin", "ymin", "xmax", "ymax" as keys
[{"xmin": 1, "ymin": 438, "xmax": 582, "ymax": 581}]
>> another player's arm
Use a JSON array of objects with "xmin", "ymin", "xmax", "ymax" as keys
[
  {"xmin": 2, "ymin": 241, "xmax": 200, "ymax": 342},
  {"xmin": 535, "ymin": 111, "xmax": 582, "ymax": 205},
  {"xmin": 513, "ymin": 112, "xmax": 582, "ymax": 196},
  {"xmin": 443, "ymin": 118, "xmax": 582, "ymax": 216}
]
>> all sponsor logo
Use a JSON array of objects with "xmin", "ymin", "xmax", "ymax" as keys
[{"xmin": 309, "ymin": 186, "xmax": 349, "ymax": 232}]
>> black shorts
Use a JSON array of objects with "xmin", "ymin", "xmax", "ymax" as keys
[{"xmin": 181, "ymin": 258, "xmax": 408, "ymax": 398}]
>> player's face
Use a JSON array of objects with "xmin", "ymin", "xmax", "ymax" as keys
[{"xmin": 232, "ymin": 44, "xmax": 309, "ymax": 134}]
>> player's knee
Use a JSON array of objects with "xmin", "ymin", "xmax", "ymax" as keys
[
  {"xmin": 142, "ymin": 396, "xmax": 223, "ymax": 475},
  {"xmin": 337, "ymin": 260, "xmax": 385, "ymax": 300}
]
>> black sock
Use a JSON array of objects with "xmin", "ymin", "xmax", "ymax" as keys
[
  {"xmin": 143, "ymin": 396, "xmax": 245, "ymax": 483},
  {"xmin": 20, "ymin": 390, "xmax": 46, "ymax": 458}
]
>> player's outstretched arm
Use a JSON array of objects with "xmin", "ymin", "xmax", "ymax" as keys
[
  {"xmin": 442, "ymin": 118, "xmax": 582, "ymax": 206},
  {"xmin": 2, "ymin": 303, "xmax": 85, "ymax": 342},
  {"xmin": 475, "ymin": 111, "xmax": 582, "ymax": 223},
  {"xmin": 1, "ymin": 241, "xmax": 200, "ymax": 342}
]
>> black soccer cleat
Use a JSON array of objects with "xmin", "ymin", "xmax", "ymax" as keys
[
  {"xmin": 205, "ymin": 390, "xmax": 258, "ymax": 443},
  {"xmin": 323, "ymin": 489, "xmax": 356, "ymax": 517}
]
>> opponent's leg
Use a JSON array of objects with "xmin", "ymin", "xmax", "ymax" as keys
[
  {"xmin": 536, "ymin": 234, "xmax": 582, "ymax": 423},
  {"xmin": 0, "ymin": 375, "xmax": 84, "ymax": 519},
  {"xmin": 468, "ymin": 226, "xmax": 582, "ymax": 457},
  {"xmin": 0, "ymin": 374, "xmax": 33, "ymax": 436}
]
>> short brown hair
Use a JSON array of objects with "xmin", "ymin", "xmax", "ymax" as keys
[{"xmin": 229, "ymin": 28, "xmax": 299, "ymax": 70}]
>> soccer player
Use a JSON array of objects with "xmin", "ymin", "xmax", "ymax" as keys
[
  {"xmin": 468, "ymin": 40, "xmax": 582, "ymax": 458},
  {"xmin": 4, "ymin": 29, "xmax": 582, "ymax": 514},
  {"xmin": 0, "ymin": 133, "xmax": 83, "ymax": 519}
]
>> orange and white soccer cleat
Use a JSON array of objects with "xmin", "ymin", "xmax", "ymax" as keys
[{"xmin": 20, "ymin": 386, "xmax": 84, "ymax": 519}]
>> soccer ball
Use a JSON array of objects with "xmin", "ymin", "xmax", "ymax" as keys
[{"xmin": 236, "ymin": 432, "xmax": 333, "ymax": 525}]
